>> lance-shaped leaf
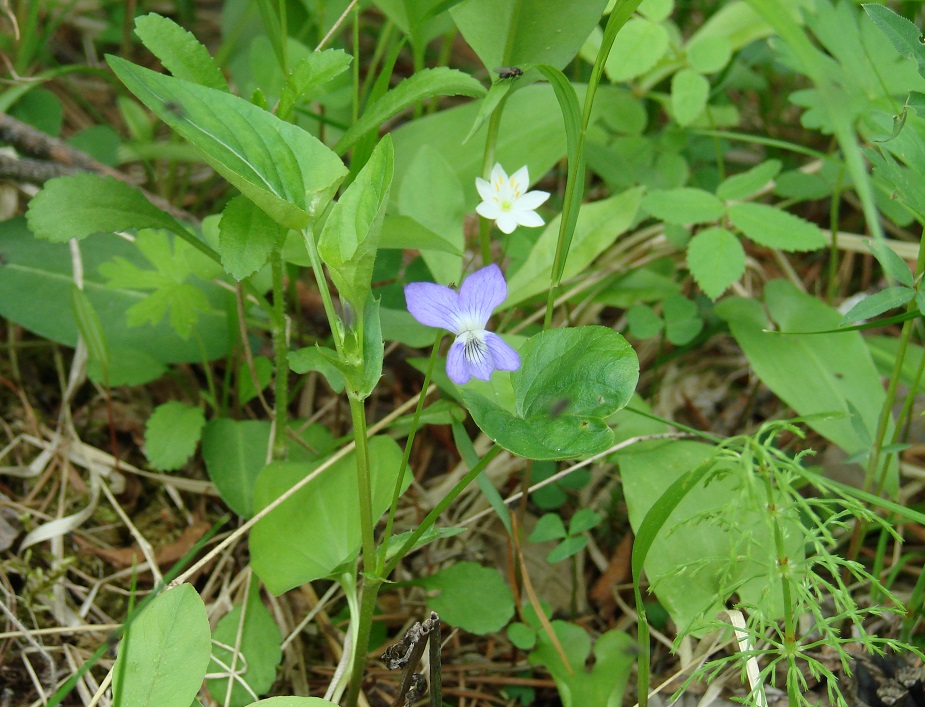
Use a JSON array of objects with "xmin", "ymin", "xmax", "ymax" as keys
[
  {"xmin": 219, "ymin": 196, "xmax": 285, "ymax": 281},
  {"xmin": 107, "ymin": 56, "xmax": 347, "ymax": 230},
  {"xmin": 334, "ymin": 68, "xmax": 485, "ymax": 155},
  {"xmin": 134, "ymin": 13, "xmax": 229, "ymax": 91},
  {"xmin": 318, "ymin": 136, "xmax": 393, "ymax": 308},
  {"xmin": 278, "ymin": 49, "xmax": 352, "ymax": 120}
]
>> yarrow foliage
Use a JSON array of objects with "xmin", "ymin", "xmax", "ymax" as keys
[
  {"xmin": 475, "ymin": 164, "xmax": 550, "ymax": 234},
  {"xmin": 404, "ymin": 264, "xmax": 520, "ymax": 385}
]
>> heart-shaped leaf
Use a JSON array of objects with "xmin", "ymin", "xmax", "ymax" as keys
[{"xmin": 463, "ymin": 326, "xmax": 638, "ymax": 459}]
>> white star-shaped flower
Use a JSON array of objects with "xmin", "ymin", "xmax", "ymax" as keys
[{"xmin": 475, "ymin": 164, "xmax": 550, "ymax": 234}]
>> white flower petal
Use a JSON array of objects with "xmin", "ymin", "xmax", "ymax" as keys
[
  {"xmin": 490, "ymin": 163, "xmax": 507, "ymax": 185},
  {"xmin": 495, "ymin": 213, "xmax": 519, "ymax": 234},
  {"xmin": 484, "ymin": 332, "xmax": 520, "ymax": 372},
  {"xmin": 476, "ymin": 201, "xmax": 503, "ymax": 220},
  {"xmin": 404, "ymin": 282, "xmax": 461, "ymax": 332},
  {"xmin": 458, "ymin": 264, "xmax": 507, "ymax": 323},
  {"xmin": 514, "ymin": 210, "xmax": 545, "ymax": 228},
  {"xmin": 516, "ymin": 189, "xmax": 550, "ymax": 210},
  {"xmin": 475, "ymin": 177, "xmax": 496, "ymax": 202},
  {"xmin": 510, "ymin": 165, "xmax": 530, "ymax": 191}
]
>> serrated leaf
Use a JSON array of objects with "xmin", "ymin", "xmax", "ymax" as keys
[
  {"xmin": 334, "ymin": 68, "xmax": 485, "ymax": 155},
  {"xmin": 686, "ymin": 34, "xmax": 732, "ymax": 74},
  {"xmin": 26, "ymin": 174, "xmax": 186, "ymax": 243},
  {"xmin": 841, "ymin": 286, "xmax": 915, "ymax": 324},
  {"xmin": 528, "ymin": 513, "xmax": 567, "ymax": 543},
  {"xmin": 868, "ymin": 239, "xmax": 914, "ymax": 287},
  {"xmin": 278, "ymin": 49, "xmax": 352, "ymax": 120},
  {"xmin": 863, "ymin": 4, "xmax": 925, "ymax": 79},
  {"xmin": 419, "ymin": 562, "xmax": 515, "ymax": 634},
  {"xmin": 663, "ymin": 294, "xmax": 702, "ymax": 346},
  {"xmin": 219, "ymin": 196, "xmax": 284, "ymax": 281},
  {"xmin": 144, "ymin": 401, "xmax": 206, "ymax": 471},
  {"xmin": 687, "ymin": 227, "xmax": 745, "ymax": 300},
  {"xmin": 112, "ymin": 584, "xmax": 211, "ymax": 707},
  {"xmin": 716, "ymin": 159, "xmax": 782, "ymax": 201},
  {"xmin": 671, "ymin": 68, "xmax": 709, "ymax": 126},
  {"xmin": 727, "ymin": 202, "xmax": 827, "ymax": 252},
  {"xmin": 134, "ymin": 13, "xmax": 228, "ymax": 91},
  {"xmin": 107, "ymin": 56, "xmax": 347, "ymax": 230},
  {"xmin": 627, "ymin": 304, "xmax": 663, "ymax": 339},
  {"xmin": 642, "ymin": 187, "xmax": 724, "ymax": 225}
]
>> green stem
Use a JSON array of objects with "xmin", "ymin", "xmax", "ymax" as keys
[
  {"xmin": 378, "ymin": 334, "xmax": 444, "ymax": 573},
  {"xmin": 479, "ymin": 97, "xmax": 508, "ymax": 264},
  {"xmin": 301, "ymin": 228, "xmax": 345, "ymax": 352},
  {"xmin": 343, "ymin": 394, "xmax": 378, "ymax": 707},
  {"xmin": 270, "ymin": 248, "xmax": 289, "ymax": 460},
  {"xmin": 384, "ymin": 445, "xmax": 502, "ymax": 576},
  {"xmin": 542, "ymin": 0, "xmax": 643, "ymax": 330}
]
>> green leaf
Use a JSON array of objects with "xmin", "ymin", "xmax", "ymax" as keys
[
  {"xmin": 642, "ymin": 187, "xmax": 723, "ymax": 225},
  {"xmin": 715, "ymin": 280, "xmax": 898, "ymax": 494},
  {"xmin": 112, "ymin": 584, "xmax": 211, "ymax": 707},
  {"xmin": 670, "ymin": 69, "xmax": 709, "ymax": 126},
  {"xmin": 686, "ymin": 227, "xmax": 745, "ymax": 300},
  {"xmin": 506, "ymin": 189, "xmax": 643, "ymax": 307},
  {"xmin": 0, "ymin": 219, "xmax": 231, "ymax": 366},
  {"xmin": 463, "ymin": 327, "xmax": 639, "ymax": 460},
  {"xmin": 378, "ymin": 215, "xmax": 462, "ymax": 255},
  {"xmin": 134, "ymin": 13, "xmax": 228, "ymax": 91},
  {"xmin": 358, "ymin": 294, "xmax": 384, "ymax": 399},
  {"xmin": 107, "ymin": 56, "xmax": 347, "ymax": 230},
  {"xmin": 507, "ymin": 623, "xmax": 537, "ymax": 650},
  {"xmin": 841, "ymin": 286, "xmax": 915, "ymax": 324},
  {"xmin": 686, "ymin": 34, "xmax": 732, "ymax": 74},
  {"xmin": 201, "ymin": 419, "xmax": 271, "ymax": 517},
  {"xmin": 207, "ymin": 577, "xmax": 282, "ymax": 706},
  {"xmin": 397, "ymin": 145, "xmax": 465, "ymax": 285},
  {"xmin": 382, "ymin": 526, "xmax": 467, "ymax": 564},
  {"xmin": 248, "ymin": 699, "xmax": 338, "ymax": 706},
  {"xmin": 218, "ymin": 197, "xmax": 284, "ymax": 281},
  {"xmin": 663, "ymin": 294, "xmax": 702, "ymax": 346},
  {"xmin": 419, "ymin": 562, "xmax": 515, "ymax": 634},
  {"xmin": 70, "ymin": 286, "xmax": 109, "ymax": 372},
  {"xmin": 716, "ymin": 159, "xmax": 782, "ymax": 201},
  {"xmin": 278, "ymin": 49, "xmax": 352, "ymax": 120},
  {"xmin": 26, "ymin": 174, "xmax": 186, "ymax": 243},
  {"xmin": 238, "ymin": 356, "xmax": 273, "ymax": 405},
  {"xmin": 547, "ymin": 536, "xmax": 588, "ymax": 563},
  {"xmin": 144, "ymin": 401, "xmax": 206, "ymax": 471},
  {"xmin": 626, "ymin": 304, "xmax": 663, "ymax": 339},
  {"xmin": 605, "ymin": 18, "xmax": 670, "ymax": 82},
  {"xmin": 319, "ymin": 136, "xmax": 393, "ymax": 308},
  {"xmin": 528, "ymin": 513, "xmax": 567, "ymax": 542},
  {"xmin": 868, "ymin": 239, "xmax": 914, "ymax": 287},
  {"xmin": 250, "ymin": 436, "xmax": 409, "ymax": 594},
  {"xmin": 727, "ymin": 202, "xmax": 826, "ymax": 252},
  {"xmin": 569, "ymin": 508, "xmax": 603, "ymax": 535},
  {"xmin": 535, "ymin": 64, "xmax": 583, "ymax": 284},
  {"xmin": 334, "ymin": 68, "xmax": 485, "ymax": 156},
  {"xmin": 863, "ymin": 3, "xmax": 925, "ymax": 79},
  {"xmin": 288, "ymin": 346, "xmax": 346, "ymax": 392},
  {"xmin": 450, "ymin": 0, "xmax": 608, "ymax": 71}
]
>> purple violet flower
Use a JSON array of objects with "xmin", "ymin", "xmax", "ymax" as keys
[{"xmin": 404, "ymin": 264, "xmax": 521, "ymax": 385}]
